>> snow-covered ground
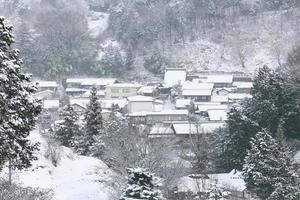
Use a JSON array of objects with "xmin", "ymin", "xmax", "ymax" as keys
[
  {"xmin": 88, "ymin": 11, "xmax": 109, "ymax": 38},
  {"xmin": 1, "ymin": 130, "xmax": 117, "ymax": 200}
]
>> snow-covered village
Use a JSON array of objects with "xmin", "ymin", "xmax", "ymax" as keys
[{"xmin": 0, "ymin": 0, "xmax": 300, "ymax": 200}]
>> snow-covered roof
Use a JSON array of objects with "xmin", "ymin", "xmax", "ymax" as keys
[
  {"xmin": 175, "ymin": 99, "xmax": 191, "ymax": 109},
  {"xmin": 164, "ymin": 68, "xmax": 186, "ymax": 86},
  {"xmin": 81, "ymin": 78, "xmax": 117, "ymax": 86},
  {"xmin": 182, "ymin": 82, "xmax": 214, "ymax": 90},
  {"xmin": 232, "ymin": 82, "xmax": 253, "ymax": 89},
  {"xmin": 178, "ymin": 170, "xmax": 246, "ymax": 193},
  {"xmin": 66, "ymin": 88, "xmax": 88, "ymax": 92},
  {"xmin": 207, "ymin": 75, "xmax": 233, "ymax": 83},
  {"xmin": 129, "ymin": 109, "xmax": 188, "ymax": 117},
  {"xmin": 149, "ymin": 124, "xmax": 175, "ymax": 136},
  {"xmin": 99, "ymin": 99, "xmax": 128, "ymax": 109},
  {"xmin": 37, "ymin": 81, "xmax": 58, "ymax": 88},
  {"xmin": 211, "ymin": 95, "xmax": 229, "ymax": 103},
  {"xmin": 106, "ymin": 83, "xmax": 142, "ymax": 88},
  {"xmin": 66, "ymin": 78, "xmax": 85, "ymax": 84},
  {"xmin": 137, "ymin": 86, "xmax": 156, "ymax": 94},
  {"xmin": 196, "ymin": 104, "xmax": 228, "ymax": 112},
  {"xmin": 70, "ymin": 99, "xmax": 90, "ymax": 108},
  {"xmin": 228, "ymin": 93, "xmax": 252, "ymax": 100},
  {"xmin": 43, "ymin": 100, "xmax": 59, "ymax": 109},
  {"xmin": 127, "ymin": 95, "xmax": 154, "ymax": 102},
  {"xmin": 182, "ymin": 89, "xmax": 212, "ymax": 96},
  {"xmin": 172, "ymin": 122, "xmax": 225, "ymax": 135},
  {"xmin": 208, "ymin": 109, "xmax": 228, "ymax": 121}
]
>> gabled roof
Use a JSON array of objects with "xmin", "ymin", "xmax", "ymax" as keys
[
  {"xmin": 164, "ymin": 68, "xmax": 186, "ymax": 86},
  {"xmin": 182, "ymin": 82, "xmax": 214, "ymax": 90},
  {"xmin": 207, "ymin": 75, "xmax": 233, "ymax": 83},
  {"xmin": 175, "ymin": 99, "xmax": 191, "ymax": 109},
  {"xmin": 211, "ymin": 95, "xmax": 229, "ymax": 103}
]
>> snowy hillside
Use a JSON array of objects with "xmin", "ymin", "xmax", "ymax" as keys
[{"xmin": 1, "ymin": 130, "xmax": 117, "ymax": 200}]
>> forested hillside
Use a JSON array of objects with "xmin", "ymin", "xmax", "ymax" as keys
[{"xmin": 0, "ymin": 0, "xmax": 299, "ymax": 81}]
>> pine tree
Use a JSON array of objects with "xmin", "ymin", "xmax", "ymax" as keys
[
  {"xmin": 76, "ymin": 86, "xmax": 103, "ymax": 155},
  {"xmin": 242, "ymin": 131, "xmax": 299, "ymax": 200},
  {"xmin": 55, "ymin": 104, "xmax": 80, "ymax": 147},
  {"xmin": 0, "ymin": 17, "xmax": 42, "ymax": 171},
  {"xmin": 120, "ymin": 168, "xmax": 165, "ymax": 200}
]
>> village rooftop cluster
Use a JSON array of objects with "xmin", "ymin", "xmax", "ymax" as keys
[{"xmin": 35, "ymin": 68, "xmax": 253, "ymax": 138}]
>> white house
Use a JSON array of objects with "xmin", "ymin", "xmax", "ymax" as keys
[
  {"xmin": 37, "ymin": 81, "xmax": 58, "ymax": 92},
  {"xmin": 137, "ymin": 86, "xmax": 158, "ymax": 97},
  {"xmin": 182, "ymin": 82, "xmax": 214, "ymax": 102},
  {"xmin": 207, "ymin": 109, "xmax": 228, "ymax": 121},
  {"xmin": 164, "ymin": 68, "xmax": 187, "ymax": 87},
  {"xmin": 233, "ymin": 82, "xmax": 253, "ymax": 94},
  {"xmin": 126, "ymin": 95, "xmax": 163, "ymax": 113},
  {"xmin": 105, "ymin": 83, "xmax": 142, "ymax": 99}
]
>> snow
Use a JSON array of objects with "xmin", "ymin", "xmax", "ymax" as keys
[
  {"xmin": 172, "ymin": 122, "xmax": 225, "ymax": 135},
  {"xmin": 178, "ymin": 170, "xmax": 246, "ymax": 194},
  {"xmin": 207, "ymin": 75, "xmax": 233, "ymax": 83},
  {"xmin": 195, "ymin": 103, "xmax": 228, "ymax": 112},
  {"xmin": 164, "ymin": 68, "xmax": 187, "ymax": 87},
  {"xmin": 207, "ymin": 109, "xmax": 228, "ymax": 121},
  {"xmin": 37, "ymin": 81, "xmax": 58, "ymax": 88},
  {"xmin": 106, "ymin": 83, "xmax": 142, "ymax": 88},
  {"xmin": 81, "ymin": 78, "xmax": 117, "ymax": 86},
  {"xmin": 228, "ymin": 93, "xmax": 252, "ymax": 100},
  {"xmin": 137, "ymin": 86, "xmax": 156, "ymax": 94},
  {"xmin": 232, "ymin": 82, "xmax": 253, "ymax": 89},
  {"xmin": 182, "ymin": 82, "xmax": 214, "ymax": 90},
  {"xmin": 211, "ymin": 95, "xmax": 229, "ymax": 103},
  {"xmin": 294, "ymin": 151, "xmax": 300, "ymax": 163},
  {"xmin": 88, "ymin": 11, "xmax": 109, "ymax": 38},
  {"xmin": 175, "ymin": 99, "xmax": 191, "ymax": 109},
  {"xmin": 129, "ymin": 109, "xmax": 189, "ymax": 117},
  {"xmin": 1, "ymin": 130, "xmax": 116, "ymax": 200},
  {"xmin": 127, "ymin": 95, "xmax": 154, "ymax": 102},
  {"xmin": 182, "ymin": 89, "xmax": 212, "ymax": 96},
  {"xmin": 43, "ymin": 100, "xmax": 60, "ymax": 109}
]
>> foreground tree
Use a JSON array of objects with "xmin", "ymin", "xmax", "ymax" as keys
[
  {"xmin": 55, "ymin": 104, "xmax": 80, "ymax": 147},
  {"xmin": 0, "ymin": 17, "xmax": 42, "ymax": 181},
  {"xmin": 120, "ymin": 168, "xmax": 165, "ymax": 200},
  {"xmin": 76, "ymin": 86, "xmax": 103, "ymax": 155},
  {"xmin": 243, "ymin": 131, "xmax": 299, "ymax": 200}
]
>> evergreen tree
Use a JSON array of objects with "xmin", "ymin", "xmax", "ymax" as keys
[
  {"xmin": 76, "ymin": 86, "xmax": 103, "ymax": 155},
  {"xmin": 55, "ymin": 104, "xmax": 80, "ymax": 147},
  {"xmin": 120, "ymin": 168, "xmax": 165, "ymax": 200},
  {"xmin": 242, "ymin": 131, "xmax": 299, "ymax": 200},
  {"xmin": 0, "ymin": 17, "xmax": 42, "ymax": 170}
]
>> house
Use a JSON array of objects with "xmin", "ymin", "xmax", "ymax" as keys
[
  {"xmin": 207, "ymin": 75, "xmax": 233, "ymax": 88},
  {"xmin": 137, "ymin": 86, "xmax": 159, "ymax": 97},
  {"xmin": 37, "ymin": 81, "xmax": 58, "ymax": 92},
  {"xmin": 175, "ymin": 99, "xmax": 191, "ymax": 109},
  {"xmin": 228, "ymin": 93, "xmax": 252, "ymax": 102},
  {"xmin": 164, "ymin": 68, "xmax": 187, "ymax": 87},
  {"xmin": 211, "ymin": 95, "xmax": 229, "ymax": 104},
  {"xmin": 33, "ymin": 90, "xmax": 54, "ymax": 100},
  {"xmin": 71, "ymin": 103, "xmax": 87, "ymax": 115},
  {"xmin": 194, "ymin": 102, "xmax": 228, "ymax": 112},
  {"xmin": 43, "ymin": 99, "xmax": 60, "ymax": 111},
  {"xmin": 177, "ymin": 170, "xmax": 257, "ymax": 200},
  {"xmin": 66, "ymin": 78, "xmax": 117, "ymax": 89},
  {"xmin": 126, "ymin": 95, "xmax": 163, "ymax": 113},
  {"xmin": 207, "ymin": 109, "xmax": 228, "ymax": 121},
  {"xmin": 233, "ymin": 82, "xmax": 253, "ymax": 94},
  {"xmin": 105, "ymin": 83, "xmax": 141, "ymax": 99},
  {"xmin": 182, "ymin": 82, "xmax": 214, "ymax": 102},
  {"xmin": 65, "ymin": 88, "xmax": 88, "ymax": 97},
  {"xmin": 129, "ymin": 109, "xmax": 189, "ymax": 125}
]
